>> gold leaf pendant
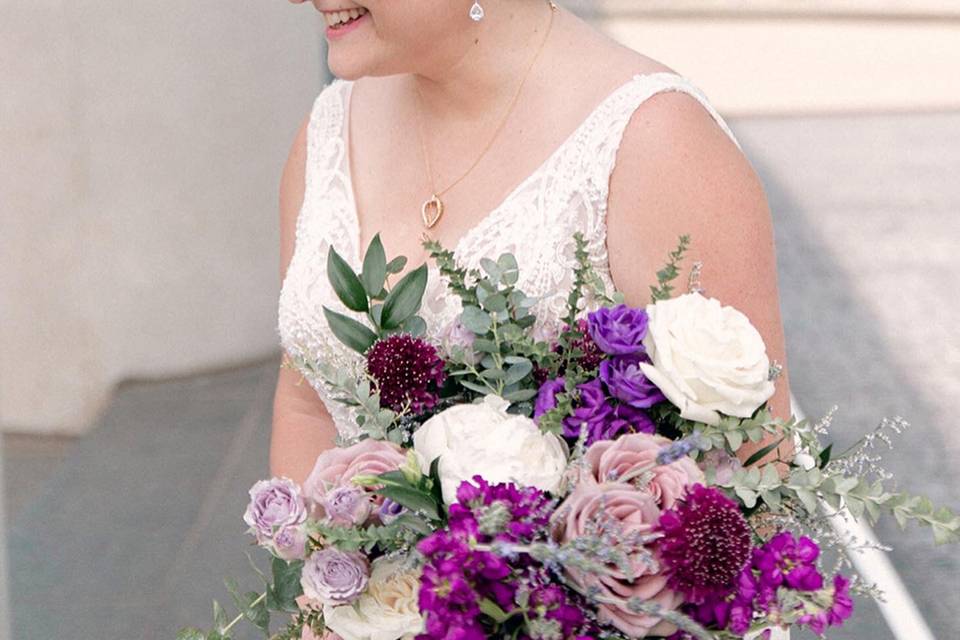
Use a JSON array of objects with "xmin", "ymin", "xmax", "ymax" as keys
[{"xmin": 421, "ymin": 194, "xmax": 443, "ymax": 228}]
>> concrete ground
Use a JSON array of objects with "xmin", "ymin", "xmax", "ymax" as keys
[{"xmin": 4, "ymin": 111, "xmax": 959, "ymax": 639}]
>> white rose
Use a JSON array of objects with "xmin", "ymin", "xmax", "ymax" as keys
[
  {"xmin": 323, "ymin": 557, "xmax": 423, "ymax": 640},
  {"xmin": 413, "ymin": 394, "xmax": 568, "ymax": 504},
  {"xmin": 639, "ymin": 292, "xmax": 775, "ymax": 427}
]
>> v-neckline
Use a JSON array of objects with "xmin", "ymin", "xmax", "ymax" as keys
[{"xmin": 341, "ymin": 72, "xmax": 661, "ymax": 269}]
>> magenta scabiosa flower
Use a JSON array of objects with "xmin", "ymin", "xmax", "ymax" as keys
[
  {"xmin": 365, "ymin": 333, "xmax": 446, "ymax": 413},
  {"xmin": 657, "ymin": 484, "xmax": 753, "ymax": 603}
]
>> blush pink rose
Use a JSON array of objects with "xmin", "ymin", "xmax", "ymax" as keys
[
  {"xmin": 552, "ymin": 482, "xmax": 682, "ymax": 637},
  {"xmin": 303, "ymin": 439, "xmax": 407, "ymax": 521},
  {"xmin": 581, "ymin": 432, "xmax": 704, "ymax": 509}
]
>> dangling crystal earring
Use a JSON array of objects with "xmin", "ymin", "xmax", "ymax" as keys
[{"xmin": 469, "ymin": 1, "xmax": 485, "ymax": 21}]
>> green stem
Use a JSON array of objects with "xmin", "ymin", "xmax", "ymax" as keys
[{"xmin": 222, "ymin": 592, "xmax": 266, "ymax": 634}]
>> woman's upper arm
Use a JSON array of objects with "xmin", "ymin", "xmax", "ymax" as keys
[
  {"xmin": 605, "ymin": 92, "xmax": 792, "ymax": 421},
  {"xmin": 271, "ymin": 108, "xmax": 338, "ymax": 484}
]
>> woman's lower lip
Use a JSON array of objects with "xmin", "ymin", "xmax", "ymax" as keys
[{"xmin": 325, "ymin": 12, "xmax": 368, "ymax": 40}]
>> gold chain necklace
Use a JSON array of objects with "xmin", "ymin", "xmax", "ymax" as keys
[{"xmin": 415, "ymin": 0, "xmax": 558, "ymax": 229}]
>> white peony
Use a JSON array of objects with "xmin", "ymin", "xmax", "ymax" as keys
[
  {"xmin": 323, "ymin": 557, "xmax": 423, "ymax": 640},
  {"xmin": 638, "ymin": 292, "xmax": 775, "ymax": 427},
  {"xmin": 413, "ymin": 394, "xmax": 568, "ymax": 504}
]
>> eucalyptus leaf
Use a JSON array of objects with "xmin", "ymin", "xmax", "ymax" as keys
[
  {"xmin": 177, "ymin": 628, "xmax": 206, "ymax": 640},
  {"xmin": 402, "ymin": 314, "xmax": 427, "ymax": 337},
  {"xmin": 481, "ymin": 293, "xmax": 507, "ymax": 313},
  {"xmin": 461, "ymin": 306, "xmax": 492, "ymax": 334},
  {"xmin": 327, "ymin": 247, "xmax": 369, "ymax": 312},
  {"xmin": 503, "ymin": 360, "xmax": 533, "ymax": 385},
  {"xmin": 213, "ymin": 600, "xmax": 228, "ymax": 630},
  {"xmin": 381, "ymin": 264, "xmax": 428, "ymax": 330},
  {"xmin": 361, "ymin": 233, "xmax": 387, "ymax": 298},
  {"xmin": 497, "ymin": 253, "xmax": 519, "ymax": 285},
  {"xmin": 503, "ymin": 388, "xmax": 539, "ymax": 402},
  {"xmin": 323, "ymin": 306, "xmax": 378, "ymax": 354}
]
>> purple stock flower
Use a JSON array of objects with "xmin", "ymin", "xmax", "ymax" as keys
[
  {"xmin": 599, "ymin": 354, "xmax": 665, "ymax": 409},
  {"xmin": 754, "ymin": 531, "xmax": 824, "ymax": 592},
  {"xmin": 798, "ymin": 573, "xmax": 855, "ymax": 634},
  {"xmin": 533, "ymin": 376, "xmax": 566, "ymax": 420},
  {"xmin": 451, "ymin": 476, "xmax": 553, "ymax": 543},
  {"xmin": 587, "ymin": 304, "xmax": 649, "ymax": 356},
  {"xmin": 300, "ymin": 549, "xmax": 369, "ymax": 605},
  {"xmin": 243, "ymin": 477, "xmax": 307, "ymax": 546}
]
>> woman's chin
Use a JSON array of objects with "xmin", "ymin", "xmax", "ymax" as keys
[{"xmin": 326, "ymin": 55, "xmax": 369, "ymax": 81}]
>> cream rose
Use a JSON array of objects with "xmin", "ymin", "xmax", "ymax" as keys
[
  {"xmin": 322, "ymin": 557, "xmax": 423, "ymax": 640},
  {"xmin": 413, "ymin": 394, "xmax": 568, "ymax": 504},
  {"xmin": 639, "ymin": 293, "xmax": 775, "ymax": 426}
]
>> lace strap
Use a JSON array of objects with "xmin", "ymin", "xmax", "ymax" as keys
[{"xmin": 589, "ymin": 72, "xmax": 741, "ymax": 197}]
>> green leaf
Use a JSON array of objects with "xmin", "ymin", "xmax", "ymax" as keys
[
  {"xmin": 479, "ymin": 597, "xmax": 511, "ymax": 623},
  {"xmin": 503, "ymin": 388, "xmax": 539, "ymax": 402},
  {"xmin": 461, "ymin": 306, "xmax": 492, "ymax": 334},
  {"xmin": 497, "ymin": 253, "xmax": 519, "ymax": 285},
  {"xmin": 376, "ymin": 485, "xmax": 441, "ymax": 520},
  {"xmin": 323, "ymin": 306, "xmax": 378, "ymax": 354},
  {"xmin": 481, "ymin": 293, "xmax": 507, "ymax": 313},
  {"xmin": 176, "ymin": 629, "xmax": 206, "ymax": 640},
  {"xmin": 480, "ymin": 258, "xmax": 501, "ymax": 281},
  {"xmin": 327, "ymin": 246, "xmax": 369, "ymax": 312},
  {"xmin": 244, "ymin": 591, "xmax": 270, "ymax": 635},
  {"xmin": 213, "ymin": 600, "xmax": 228, "ymax": 630},
  {"xmin": 818, "ymin": 443, "xmax": 834, "ymax": 468},
  {"xmin": 735, "ymin": 487, "xmax": 758, "ymax": 509},
  {"xmin": 503, "ymin": 359, "xmax": 533, "ymax": 385},
  {"xmin": 267, "ymin": 557, "xmax": 303, "ymax": 613},
  {"xmin": 460, "ymin": 379, "xmax": 493, "ymax": 394},
  {"xmin": 361, "ymin": 233, "xmax": 387, "ymax": 298},
  {"xmin": 793, "ymin": 487, "xmax": 819, "ymax": 513},
  {"xmin": 480, "ymin": 368, "xmax": 505, "ymax": 381},
  {"xmin": 725, "ymin": 430, "xmax": 744, "ymax": 452},
  {"xmin": 385, "ymin": 255, "xmax": 408, "ymax": 274},
  {"xmin": 381, "ymin": 264, "xmax": 428, "ymax": 330},
  {"xmin": 472, "ymin": 337, "xmax": 499, "ymax": 353},
  {"xmin": 402, "ymin": 314, "xmax": 427, "ymax": 337},
  {"xmin": 743, "ymin": 436, "xmax": 786, "ymax": 467}
]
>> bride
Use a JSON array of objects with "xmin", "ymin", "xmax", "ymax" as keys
[
  {"xmin": 273, "ymin": 0, "xmax": 790, "ymax": 482},
  {"xmin": 272, "ymin": 1, "xmax": 792, "ymax": 637}
]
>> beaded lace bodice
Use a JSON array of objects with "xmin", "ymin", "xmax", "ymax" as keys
[{"xmin": 278, "ymin": 72, "xmax": 739, "ymax": 440}]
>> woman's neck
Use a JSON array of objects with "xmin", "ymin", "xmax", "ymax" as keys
[{"xmin": 409, "ymin": 0, "xmax": 557, "ymax": 123}]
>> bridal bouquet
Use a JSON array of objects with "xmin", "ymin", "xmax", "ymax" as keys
[{"xmin": 178, "ymin": 234, "xmax": 957, "ymax": 640}]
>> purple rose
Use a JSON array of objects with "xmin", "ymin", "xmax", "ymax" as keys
[
  {"xmin": 533, "ymin": 377, "xmax": 566, "ymax": 420},
  {"xmin": 301, "ymin": 549, "xmax": 369, "ymax": 605},
  {"xmin": 562, "ymin": 378, "xmax": 615, "ymax": 443},
  {"xmin": 322, "ymin": 486, "xmax": 372, "ymax": 525},
  {"xmin": 243, "ymin": 477, "xmax": 307, "ymax": 546},
  {"xmin": 599, "ymin": 354, "xmax": 665, "ymax": 409},
  {"xmin": 608, "ymin": 402, "xmax": 656, "ymax": 436},
  {"xmin": 587, "ymin": 304, "xmax": 649, "ymax": 356}
]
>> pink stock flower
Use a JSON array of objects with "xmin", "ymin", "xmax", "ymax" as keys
[{"xmin": 303, "ymin": 439, "xmax": 406, "ymax": 522}]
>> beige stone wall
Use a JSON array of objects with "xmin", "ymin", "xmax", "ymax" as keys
[
  {"xmin": 598, "ymin": 5, "xmax": 960, "ymax": 115},
  {"xmin": 1, "ymin": 2, "xmax": 323, "ymax": 434}
]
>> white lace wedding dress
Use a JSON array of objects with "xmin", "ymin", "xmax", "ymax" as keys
[{"xmin": 278, "ymin": 71, "xmax": 787, "ymax": 640}]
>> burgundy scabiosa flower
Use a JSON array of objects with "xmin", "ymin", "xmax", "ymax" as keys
[
  {"xmin": 567, "ymin": 318, "xmax": 606, "ymax": 371},
  {"xmin": 657, "ymin": 484, "xmax": 753, "ymax": 603},
  {"xmin": 365, "ymin": 333, "xmax": 446, "ymax": 414}
]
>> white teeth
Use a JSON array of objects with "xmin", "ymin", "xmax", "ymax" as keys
[{"xmin": 325, "ymin": 6, "xmax": 367, "ymax": 27}]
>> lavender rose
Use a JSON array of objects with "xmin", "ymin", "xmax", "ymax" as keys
[
  {"xmin": 273, "ymin": 524, "xmax": 308, "ymax": 561},
  {"xmin": 301, "ymin": 549, "xmax": 370, "ymax": 606},
  {"xmin": 323, "ymin": 486, "xmax": 372, "ymax": 526},
  {"xmin": 243, "ymin": 477, "xmax": 308, "ymax": 546},
  {"xmin": 599, "ymin": 354, "xmax": 665, "ymax": 409},
  {"xmin": 587, "ymin": 304, "xmax": 649, "ymax": 356}
]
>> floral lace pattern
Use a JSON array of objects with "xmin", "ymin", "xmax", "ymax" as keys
[{"xmin": 278, "ymin": 72, "xmax": 739, "ymax": 441}]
